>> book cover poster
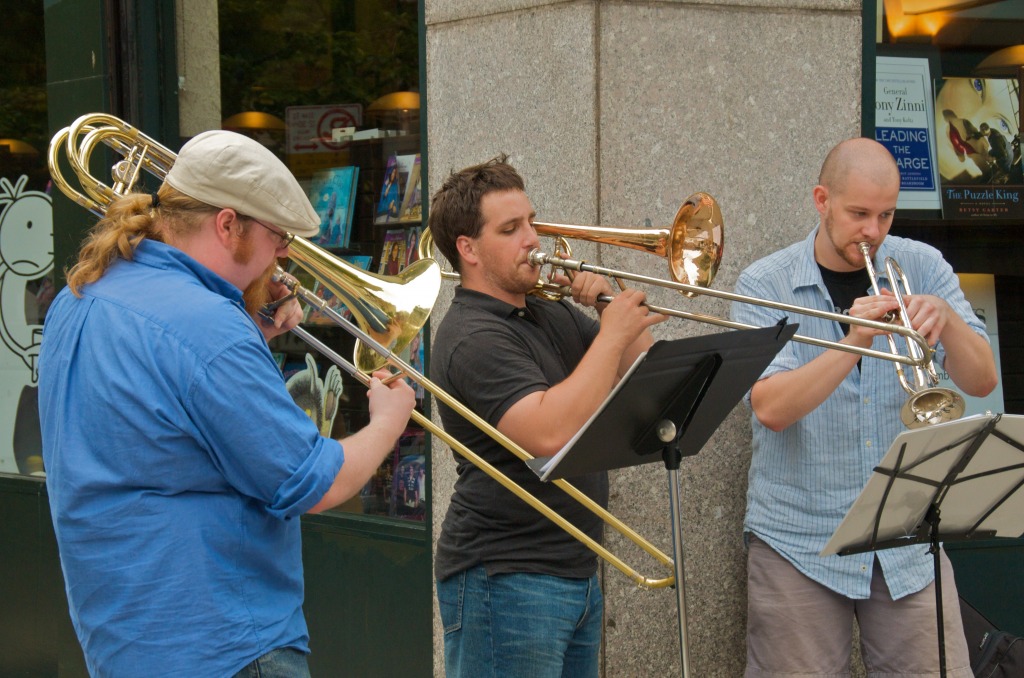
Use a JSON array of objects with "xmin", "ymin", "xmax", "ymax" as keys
[
  {"xmin": 375, "ymin": 155, "xmax": 401, "ymax": 223},
  {"xmin": 389, "ymin": 428, "xmax": 426, "ymax": 520},
  {"xmin": 303, "ymin": 255, "xmax": 371, "ymax": 324},
  {"xmin": 360, "ymin": 444, "xmax": 398, "ymax": 516},
  {"xmin": 398, "ymin": 154, "xmax": 422, "ymax": 222},
  {"xmin": 375, "ymin": 154, "xmax": 418, "ymax": 224},
  {"xmin": 359, "ymin": 426, "xmax": 426, "ymax": 521},
  {"xmin": 308, "ymin": 166, "xmax": 358, "ymax": 248},
  {"xmin": 379, "ymin": 229, "xmax": 408, "ymax": 275},
  {"xmin": 875, "ymin": 56, "xmax": 941, "ymax": 210},
  {"xmin": 934, "ymin": 77, "xmax": 1022, "ymax": 219},
  {"xmin": 935, "ymin": 274, "xmax": 1003, "ymax": 418},
  {"xmin": 271, "ymin": 352, "xmax": 287, "ymax": 371},
  {"xmin": 404, "ymin": 225, "xmax": 422, "ymax": 267},
  {"xmin": 342, "ymin": 254, "xmax": 372, "ymax": 271},
  {"xmin": 397, "ymin": 329, "xmax": 425, "ymax": 402}
]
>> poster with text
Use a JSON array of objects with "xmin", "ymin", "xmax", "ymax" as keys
[
  {"xmin": 934, "ymin": 77, "xmax": 1022, "ymax": 219},
  {"xmin": 875, "ymin": 56, "xmax": 942, "ymax": 211}
]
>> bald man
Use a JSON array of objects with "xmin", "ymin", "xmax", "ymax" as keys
[{"xmin": 731, "ymin": 137, "xmax": 997, "ymax": 677}]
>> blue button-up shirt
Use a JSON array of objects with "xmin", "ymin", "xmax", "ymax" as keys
[
  {"xmin": 38, "ymin": 239, "xmax": 344, "ymax": 676},
  {"xmin": 731, "ymin": 227, "xmax": 987, "ymax": 599}
]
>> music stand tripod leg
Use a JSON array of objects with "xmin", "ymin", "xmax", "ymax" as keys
[
  {"xmin": 924, "ymin": 504, "xmax": 947, "ymax": 678},
  {"xmin": 663, "ymin": 437, "xmax": 692, "ymax": 677}
]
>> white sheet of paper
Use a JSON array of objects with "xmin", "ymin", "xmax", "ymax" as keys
[
  {"xmin": 821, "ymin": 413, "xmax": 1024, "ymax": 557},
  {"xmin": 537, "ymin": 351, "xmax": 648, "ymax": 481}
]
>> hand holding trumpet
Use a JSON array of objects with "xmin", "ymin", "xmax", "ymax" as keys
[
  {"xmin": 892, "ymin": 291, "xmax": 957, "ymax": 347},
  {"xmin": 843, "ymin": 289, "xmax": 902, "ymax": 348}
]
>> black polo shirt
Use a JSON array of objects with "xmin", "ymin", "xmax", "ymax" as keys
[{"xmin": 432, "ymin": 287, "xmax": 610, "ymax": 581}]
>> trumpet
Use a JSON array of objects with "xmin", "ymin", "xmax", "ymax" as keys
[
  {"xmin": 48, "ymin": 113, "xmax": 678, "ymax": 589},
  {"xmin": 859, "ymin": 243, "xmax": 965, "ymax": 428}
]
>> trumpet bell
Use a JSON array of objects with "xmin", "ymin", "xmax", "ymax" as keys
[{"xmin": 902, "ymin": 387, "xmax": 967, "ymax": 429}]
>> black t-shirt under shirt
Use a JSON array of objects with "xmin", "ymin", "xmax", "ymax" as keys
[
  {"xmin": 818, "ymin": 264, "xmax": 872, "ymax": 370},
  {"xmin": 817, "ymin": 264, "xmax": 872, "ymax": 336}
]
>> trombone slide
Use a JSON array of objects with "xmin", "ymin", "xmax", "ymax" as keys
[{"xmin": 277, "ymin": 268, "xmax": 678, "ymax": 590}]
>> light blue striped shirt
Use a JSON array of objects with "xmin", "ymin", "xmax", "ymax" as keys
[{"xmin": 730, "ymin": 227, "xmax": 987, "ymax": 599}]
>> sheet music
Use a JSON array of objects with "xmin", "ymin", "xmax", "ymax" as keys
[
  {"xmin": 536, "ymin": 351, "xmax": 648, "ymax": 481},
  {"xmin": 820, "ymin": 413, "xmax": 1024, "ymax": 557}
]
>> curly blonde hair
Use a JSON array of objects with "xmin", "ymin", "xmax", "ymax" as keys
[{"xmin": 65, "ymin": 186, "xmax": 217, "ymax": 296}]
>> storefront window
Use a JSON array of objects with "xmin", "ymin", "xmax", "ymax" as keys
[
  {"xmin": 0, "ymin": 1, "xmax": 53, "ymax": 477},
  {"xmin": 872, "ymin": 0, "xmax": 1022, "ymax": 220},
  {"xmin": 216, "ymin": 0, "xmax": 427, "ymax": 521},
  {"xmin": 869, "ymin": 1, "xmax": 1020, "ymax": 417}
]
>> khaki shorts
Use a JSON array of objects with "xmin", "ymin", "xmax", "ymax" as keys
[{"xmin": 745, "ymin": 535, "xmax": 972, "ymax": 677}]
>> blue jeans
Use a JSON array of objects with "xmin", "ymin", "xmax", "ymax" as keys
[
  {"xmin": 231, "ymin": 647, "xmax": 311, "ymax": 678},
  {"xmin": 437, "ymin": 565, "xmax": 603, "ymax": 678}
]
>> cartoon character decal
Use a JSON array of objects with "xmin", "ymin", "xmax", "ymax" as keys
[
  {"xmin": 0, "ymin": 175, "xmax": 54, "ymax": 475},
  {"xmin": 285, "ymin": 353, "xmax": 345, "ymax": 438}
]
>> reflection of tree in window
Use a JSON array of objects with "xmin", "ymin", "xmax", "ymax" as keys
[
  {"xmin": 218, "ymin": 0, "xmax": 418, "ymax": 119},
  {"xmin": 0, "ymin": 3, "xmax": 49, "ymax": 192}
]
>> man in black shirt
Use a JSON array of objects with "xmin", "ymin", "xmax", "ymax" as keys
[{"xmin": 429, "ymin": 155, "xmax": 664, "ymax": 677}]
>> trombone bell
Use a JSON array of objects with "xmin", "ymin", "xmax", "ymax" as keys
[
  {"xmin": 287, "ymin": 237, "xmax": 441, "ymax": 373},
  {"xmin": 667, "ymin": 192, "xmax": 724, "ymax": 294},
  {"xmin": 533, "ymin": 192, "xmax": 725, "ymax": 295}
]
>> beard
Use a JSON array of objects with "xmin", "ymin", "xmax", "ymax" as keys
[
  {"xmin": 233, "ymin": 225, "xmax": 255, "ymax": 266},
  {"xmin": 242, "ymin": 262, "xmax": 277, "ymax": 317},
  {"xmin": 822, "ymin": 207, "xmax": 867, "ymax": 270},
  {"xmin": 485, "ymin": 266, "xmax": 539, "ymax": 297},
  {"xmin": 231, "ymin": 225, "xmax": 276, "ymax": 316},
  {"xmin": 479, "ymin": 248, "xmax": 541, "ymax": 296}
]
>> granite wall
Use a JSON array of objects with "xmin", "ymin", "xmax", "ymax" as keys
[{"xmin": 425, "ymin": 1, "xmax": 864, "ymax": 674}]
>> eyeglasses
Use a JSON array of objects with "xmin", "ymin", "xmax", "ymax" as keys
[{"xmin": 247, "ymin": 217, "xmax": 294, "ymax": 247}]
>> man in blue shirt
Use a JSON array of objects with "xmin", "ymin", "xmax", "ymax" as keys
[
  {"xmin": 38, "ymin": 130, "xmax": 415, "ymax": 677},
  {"xmin": 731, "ymin": 137, "xmax": 997, "ymax": 677}
]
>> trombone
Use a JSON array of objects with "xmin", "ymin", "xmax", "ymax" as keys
[
  {"xmin": 419, "ymin": 205, "xmax": 936, "ymax": 369},
  {"xmin": 417, "ymin": 191, "xmax": 724, "ymax": 300},
  {"xmin": 48, "ymin": 113, "xmax": 678, "ymax": 589},
  {"xmin": 527, "ymin": 248, "xmax": 936, "ymax": 368},
  {"xmin": 276, "ymin": 274, "xmax": 676, "ymax": 588},
  {"xmin": 48, "ymin": 113, "xmax": 439, "ymax": 374},
  {"xmin": 859, "ymin": 243, "xmax": 965, "ymax": 428}
]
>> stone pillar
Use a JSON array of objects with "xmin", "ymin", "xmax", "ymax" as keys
[
  {"xmin": 425, "ymin": 1, "xmax": 862, "ymax": 674},
  {"xmin": 175, "ymin": 0, "xmax": 221, "ymax": 137}
]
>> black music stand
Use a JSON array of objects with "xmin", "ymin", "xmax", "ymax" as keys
[
  {"xmin": 821, "ymin": 413, "xmax": 1024, "ymax": 678},
  {"xmin": 528, "ymin": 322, "xmax": 798, "ymax": 677}
]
